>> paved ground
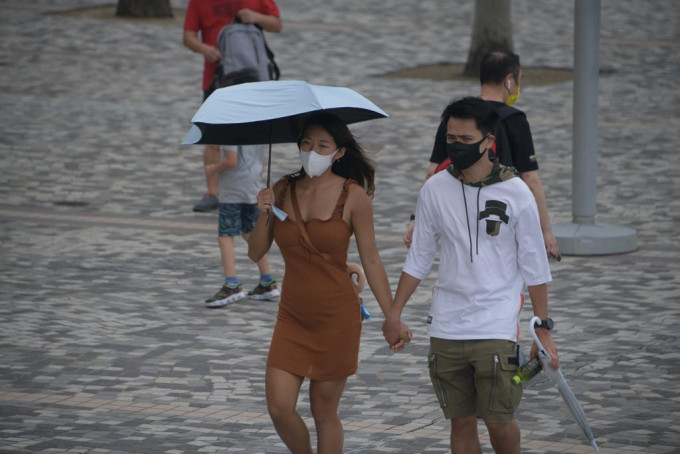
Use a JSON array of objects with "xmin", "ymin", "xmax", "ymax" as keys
[{"xmin": 1, "ymin": 0, "xmax": 679, "ymax": 452}]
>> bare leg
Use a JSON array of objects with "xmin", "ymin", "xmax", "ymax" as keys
[
  {"xmin": 204, "ymin": 145, "xmax": 220, "ymax": 196},
  {"xmin": 218, "ymin": 236, "xmax": 236, "ymax": 278},
  {"xmin": 309, "ymin": 378, "xmax": 347, "ymax": 454},
  {"xmin": 484, "ymin": 419, "xmax": 520, "ymax": 454},
  {"xmin": 241, "ymin": 232, "xmax": 270, "ymax": 274},
  {"xmin": 450, "ymin": 416, "xmax": 482, "ymax": 454},
  {"xmin": 266, "ymin": 367, "xmax": 312, "ymax": 454}
]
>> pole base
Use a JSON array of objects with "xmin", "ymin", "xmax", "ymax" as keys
[{"xmin": 554, "ymin": 221, "xmax": 637, "ymax": 256}]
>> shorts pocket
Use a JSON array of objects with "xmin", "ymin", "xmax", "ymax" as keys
[
  {"xmin": 488, "ymin": 352, "xmax": 521, "ymax": 412},
  {"xmin": 428, "ymin": 353, "xmax": 448, "ymax": 409}
]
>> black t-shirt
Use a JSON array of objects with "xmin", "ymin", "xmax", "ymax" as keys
[{"xmin": 429, "ymin": 100, "xmax": 539, "ymax": 173}]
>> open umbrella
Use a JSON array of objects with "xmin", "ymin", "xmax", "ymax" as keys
[
  {"xmin": 181, "ymin": 80, "xmax": 389, "ymax": 192},
  {"xmin": 529, "ymin": 316, "xmax": 599, "ymax": 451}
]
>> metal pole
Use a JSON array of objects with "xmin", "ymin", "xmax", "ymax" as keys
[
  {"xmin": 553, "ymin": 0, "xmax": 637, "ymax": 255},
  {"xmin": 572, "ymin": 0, "xmax": 600, "ymax": 224}
]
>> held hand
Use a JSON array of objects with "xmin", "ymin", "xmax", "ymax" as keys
[
  {"xmin": 531, "ymin": 329, "xmax": 559, "ymax": 370},
  {"xmin": 237, "ymin": 8, "xmax": 260, "ymax": 24},
  {"xmin": 382, "ymin": 316, "xmax": 406, "ymax": 350},
  {"xmin": 391, "ymin": 322, "xmax": 412, "ymax": 352},
  {"xmin": 544, "ymin": 231, "xmax": 560, "ymax": 260},
  {"xmin": 203, "ymin": 45, "xmax": 221, "ymax": 63},
  {"xmin": 402, "ymin": 220, "xmax": 415, "ymax": 248},
  {"xmin": 256, "ymin": 187, "xmax": 275, "ymax": 213}
]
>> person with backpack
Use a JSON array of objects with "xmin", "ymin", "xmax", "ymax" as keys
[
  {"xmin": 203, "ymin": 68, "xmax": 281, "ymax": 308},
  {"xmin": 403, "ymin": 51, "xmax": 560, "ymax": 260},
  {"xmin": 182, "ymin": 0, "xmax": 282, "ymax": 213}
]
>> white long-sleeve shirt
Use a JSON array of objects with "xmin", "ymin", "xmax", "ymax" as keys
[{"xmin": 404, "ymin": 169, "xmax": 551, "ymax": 342}]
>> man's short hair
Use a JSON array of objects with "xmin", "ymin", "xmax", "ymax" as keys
[
  {"xmin": 480, "ymin": 50, "xmax": 521, "ymax": 85},
  {"xmin": 218, "ymin": 68, "xmax": 260, "ymax": 88},
  {"xmin": 441, "ymin": 97, "xmax": 499, "ymax": 137}
]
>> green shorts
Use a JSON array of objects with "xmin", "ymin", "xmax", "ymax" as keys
[{"xmin": 428, "ymin": 338, "xmax": 522, "ymax": 423}]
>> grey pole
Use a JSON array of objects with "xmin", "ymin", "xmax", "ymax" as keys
[
  {"xmin": 553, "ymin": 0, "xmax": 637, "ymax": 255},
  {"xmin": 572, "ymin": 0, "xmax": 599, "ymax": 225}
]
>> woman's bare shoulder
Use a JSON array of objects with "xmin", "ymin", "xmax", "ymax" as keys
[{"xmin": 346, "ymin": 180, "xmax": 371, "ymax": 206}]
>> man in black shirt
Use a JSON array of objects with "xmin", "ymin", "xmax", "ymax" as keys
[{"xmin": 404, "ymin": 51, "xmax": 559, "ymax": 259}]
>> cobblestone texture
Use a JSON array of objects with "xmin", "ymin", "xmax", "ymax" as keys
[{"xmin": 0, "ymin": 0, "xmax": 679, "ymax": 452}]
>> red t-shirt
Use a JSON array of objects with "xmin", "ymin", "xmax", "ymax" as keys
[{"xmin": 184, "ymin": 0, "xmax": 281, "ymax": 91}]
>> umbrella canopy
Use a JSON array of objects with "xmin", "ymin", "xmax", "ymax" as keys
[
  {"xmin": 181, "ymin": 80, "xmax": 389, "ymax": 146},
  {"xmin": 529, "ymin": 316, "xmax": 599, "ymax": 451}
]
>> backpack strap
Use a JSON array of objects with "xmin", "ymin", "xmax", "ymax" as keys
[
  {"xmin": 255, "ymin": 24, "xmax": 281, "ymax": 80},
  {"xmin": 493, "ymin": 105, "xmax": 524, "ymax": 165},
  {"xmin": 496, "ymin": 104, "xmax": 522, "ymax": 121}
]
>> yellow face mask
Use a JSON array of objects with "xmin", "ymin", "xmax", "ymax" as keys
[{"xmin": 506, "ymin": 83, "xmax": 520, "ymax": 106}]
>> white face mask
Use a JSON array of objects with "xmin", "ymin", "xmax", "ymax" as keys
[{"xmin": 300, "ymin": 149, "xmax": 339, "ymax": 178}]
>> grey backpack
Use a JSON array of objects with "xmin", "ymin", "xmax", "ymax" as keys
[{"xmin": 212, "ymin": 22, "xmax": 279, "ymax": 90}]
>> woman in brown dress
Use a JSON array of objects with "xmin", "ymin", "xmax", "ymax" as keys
[{"xmin": 248, "ymin": 113, "xmax": 409, "ymax": 453}]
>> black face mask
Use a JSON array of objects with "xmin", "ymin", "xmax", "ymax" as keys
[{"xmin": 446, "ymin": 136, "xmax": 488, "ymax": 170}]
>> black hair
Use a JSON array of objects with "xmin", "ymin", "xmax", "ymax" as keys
[
  {"xmin": 441, "ymin": 97, "xmax": 499, "ymax": 138},
  {"xmin": 218, "ymin": 68, "xmax": 260, "ymax": 88},
  {"xmin": 291, "ymin": 112, "xmax": 375, "ymax": 196},
  {"xmin": 479, "ymin": 50, "xmax": 521, "ymax": 85}
]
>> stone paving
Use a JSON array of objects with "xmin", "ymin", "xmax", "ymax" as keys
[{"xmin": 1, "ymin": 0, "xmax": 679, "ymax": 452}]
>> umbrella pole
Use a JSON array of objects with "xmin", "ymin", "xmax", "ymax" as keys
[
  {"xmin": 267, "ymin": 121, "xmax": 272, "ymax": 188},
  {"xmin": 265, "ymin": 121, "xmax": 273, "ymax": 226}
]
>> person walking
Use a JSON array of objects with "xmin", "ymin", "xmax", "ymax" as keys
[
  {"xmin": 183, "ymin": 0, "xmax": 282, "ymax": 212},
  {"xmin": 385, "ymin": 97, "xmax": 559, "ymax": 454},
  {"xmin": 248, "ymin": 113, "xmax": 409, "ymax": 453},
  {"xmin": 203, "ymin": 69, "xmax": 280, "ymax": 308},
  {"xmin": 404, "ymin": 51, "xmax": 559, "ymax": 260}
]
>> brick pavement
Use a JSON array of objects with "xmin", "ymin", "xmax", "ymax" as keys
[{"xmin": 0, "ymin": 0, "xmax": 679, "ymax": 452}]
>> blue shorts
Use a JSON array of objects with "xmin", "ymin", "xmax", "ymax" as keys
[{"xmin": 218, "ymin": 203, "xmax": 260, "ymax": 237}]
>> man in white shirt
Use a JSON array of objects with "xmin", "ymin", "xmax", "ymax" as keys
[{"xmin": 384, "ymin": 97, "xmax": 559, "ymax": 454}]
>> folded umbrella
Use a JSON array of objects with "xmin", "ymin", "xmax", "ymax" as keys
[{"xmin": 529, "ymin": 316, "xmax": 599, "ymax": 451}]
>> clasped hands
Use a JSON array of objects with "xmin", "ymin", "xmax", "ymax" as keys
[{"xmin": 382, "ymin": 315, "xmax": 412, "ymax": 352}]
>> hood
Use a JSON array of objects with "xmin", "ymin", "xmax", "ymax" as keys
[{"xmin": 446, "ymin": 161, "xmax": 519, "ymax": 187}]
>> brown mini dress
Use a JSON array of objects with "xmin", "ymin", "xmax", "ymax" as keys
[{"xmin": 267, "ymin": 178, "xmax": 362, "ymax": 381}]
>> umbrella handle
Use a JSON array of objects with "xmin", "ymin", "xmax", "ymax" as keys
[{"xmin": 529, "ymin": 316, "xmax": 554, "ymax": 367}]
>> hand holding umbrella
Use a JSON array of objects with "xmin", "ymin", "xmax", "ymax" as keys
[{"xmin": 529, "ymin": 316, "xmax": 599, "ymax": 451}]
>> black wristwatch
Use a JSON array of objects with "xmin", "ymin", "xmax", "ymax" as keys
[
  {"xmin": 410, "ymin": 213, "xmax": 415, "ymax": 221},
  {"xmin": 534, "ymin": 318, "xmax": 554, "ymax": 331}
]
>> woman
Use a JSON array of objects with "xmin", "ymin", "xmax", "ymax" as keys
[{"xmin": 248, "ymin": 113, "xmax": 409, "ymax": 453}]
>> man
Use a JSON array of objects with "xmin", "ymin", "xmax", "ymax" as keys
[
  {"xmin": 404, "ymin": 51, "xmax": 559, "ymax": 260},
  {"xmin": 385, "ymin": 97, "xmax": 559, "ymax": 454},
  {"xmin": 183, "ymin": 0, "xmax": 282, "ymax": 212}
]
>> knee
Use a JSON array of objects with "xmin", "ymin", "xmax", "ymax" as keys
[
  {"xmin": 485, "ymin": 419, "xmax": 519, "ymax": 439},
  {"xmin": 485, "ymin": 419, "xmax": 516, "ymax": 431},
  {"xmin": 451, "ymin": 415, "xmax": 478, "ymax": 433},
  {"xmin": 267, "ymin": 398, "xmax": 295, "ymax": 425},
  {"xmin": 310, "ymin": 398, "xmax": 338, "ymax": 424}
]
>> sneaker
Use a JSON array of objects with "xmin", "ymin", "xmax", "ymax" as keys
[
  {"xmin": 204, "ymin": 283, "xmax": 246, "ymax": 308},
  {"xmin": 248, "ymin": 281, "xmax": 281, "ymax": 301},
  {"xmin": 193, "ymin": 193, "xmax": 218, "ymax": 212}
]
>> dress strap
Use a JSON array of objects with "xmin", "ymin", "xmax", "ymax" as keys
[
  {"xmin": 275, "ymin": 177, "xmax": 292, "ymax": 209},
  {"xmin": 332, "ymin": 179, "xmax": 355, "ymax": 219}
]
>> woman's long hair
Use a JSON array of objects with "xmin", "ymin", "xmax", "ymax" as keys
[{"xmin": 290, "ymin": 112, "xmax": 375, "ymax": 196}]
